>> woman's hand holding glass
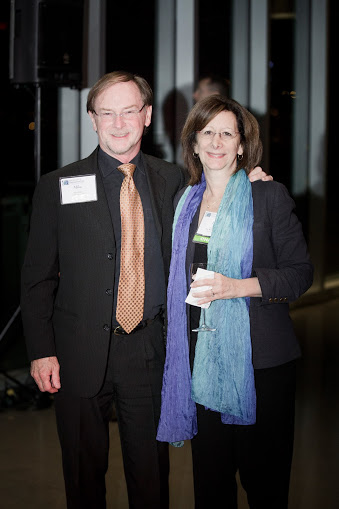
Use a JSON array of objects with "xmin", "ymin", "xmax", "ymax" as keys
[
  {"xmin": 191, "ymin": 272, "xmax": 262, "ymax": 304},
  {"xmin": 189, "ymin": 263, "xmax": 216, "ymax": 332},
  {"xmin": 190, "ymin": 270, "xmax": 237, "ymax": 304}
]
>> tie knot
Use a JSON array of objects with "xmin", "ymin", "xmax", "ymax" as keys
[{"xmin": 118, "ymin": 163, "xmax": 136, "ymax": 178}]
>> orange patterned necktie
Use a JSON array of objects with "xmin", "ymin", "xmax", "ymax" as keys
[{"xmin": 116, "ymin": 163, "xmax": 145, "ymax": 333}]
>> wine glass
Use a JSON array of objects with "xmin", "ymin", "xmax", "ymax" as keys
[{"xmin": 190, "ymin": 262, "xmax": 216, "ymax": 332}]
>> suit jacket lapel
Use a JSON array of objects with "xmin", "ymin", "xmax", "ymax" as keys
[
  {"xmin": 82, "ymin": 148, "xmax": 115, "ymax": 245},
  {"xmin": 142, "ymin": 152, "xmax": 165, "ymax": 240}
]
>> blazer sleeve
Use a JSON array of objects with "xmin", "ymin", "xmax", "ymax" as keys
[
  {"xmin": 252, "ymin": 182, "xmax": 313, "ymax": 304},
  {"xmin": 20, "ymin": 174, "xmax": 59, "ymax": 360}
]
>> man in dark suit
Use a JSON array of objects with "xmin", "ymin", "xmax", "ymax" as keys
[
  {"xmin": 21, "ymin": 70, "xmax": 269, "ymax": 509},
  {"xmin": 21, "ymin": 70, "xmax": 185, "ymax": 509}
]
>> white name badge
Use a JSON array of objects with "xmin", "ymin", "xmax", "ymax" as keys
[
  {"xmin": 59, "ymin": 175, "xmax": 98, "ymax": 205},
  {"xmin": 193, "ymin": 211, "xmax": 217, "ymax": 244}
]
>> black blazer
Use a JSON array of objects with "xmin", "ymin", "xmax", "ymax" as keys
[
  {"xmin": 181, "ymin": 180, "xmax": 314, "ymax": 369},
  {"xmin": 21, "ymin": 147, "xmax": 185, "ymax": 397}
]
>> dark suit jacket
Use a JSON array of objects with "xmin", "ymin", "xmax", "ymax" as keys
[
  {"xmin": 181, "ymin": 180, "xmax": 314, "ymax": 369},
  {"xmin": 21, "ymin": 147, "xmax": 185, "ymax": 397}
]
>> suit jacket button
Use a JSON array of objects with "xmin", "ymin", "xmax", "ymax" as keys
[
  {"xmin": 284, "ymin": 297, "xmax": 288, "ymax": 301},
  {"xmin": 269, "ymin": 298, "xmax": 273, "ymax": 302},
  {"xmin": 107, "ymin": 253, "xmax": 113, "ymax": 260},
  {"xmin": 103, "ymin": 324, "xmax": 110, "ymax": 332},
  {"xmin": 280, "ymin": 297, "xmax": 284, "ymax": 302},
  {"xmin": 274, "ymin": 298, "xmax": 278, "ymax": 302},
  {"xmin": 105, "ymin": 289, "xmax": 112, "ymax": 295}
]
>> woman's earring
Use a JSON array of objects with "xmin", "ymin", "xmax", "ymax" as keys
[
  {"xmin": 193, "ymin": 152, "xmax": 199, "ymax": 158},
  {"xmin": 237, "ymin": 154, "xmax": 243, "ymax": 161}
]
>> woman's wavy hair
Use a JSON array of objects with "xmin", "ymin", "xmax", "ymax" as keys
[{"xmin": 181, "ymin": 95, "xmax": 263, "ymax": 185}]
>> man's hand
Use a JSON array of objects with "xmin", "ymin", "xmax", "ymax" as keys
[
  {"xmin": 248, "ymin": 166, "xmax": 273, "ymax": 182},
  {"xmin": 30, "ymin": 356, "xmax": 61, "ymax": 394}
]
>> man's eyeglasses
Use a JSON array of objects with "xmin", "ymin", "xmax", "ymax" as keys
[
  {"xmin": 197, "ymin": 129, "xmax": 239, "ymax": 141},
  {"xmin": 93, "ymin": 104, "xmax": 145, "ymax": 121}
]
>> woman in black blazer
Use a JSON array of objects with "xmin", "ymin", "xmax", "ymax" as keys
[{"xmin": 157, "ymin": 96, "xmax": 313, "ymax": 508}]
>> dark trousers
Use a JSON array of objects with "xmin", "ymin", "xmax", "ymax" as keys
[
  {"xmin": 191, "ymin": 360, "xmax": 296, "ymax": 509},
  {"xmin": 54, "ymin": 316, "xmax": 169, "ymax": 509}
]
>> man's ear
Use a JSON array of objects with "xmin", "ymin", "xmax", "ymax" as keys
[
  {"xmin": 145, "ymin": 105, "xmax": 152, "ymax": 127},
  {"xmin": 88, "ymin": 111, "xmax": 98, "ymax": 132}
]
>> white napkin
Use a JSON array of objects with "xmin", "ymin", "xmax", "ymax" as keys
[{"xmin": 185, "ymin": 268, "xmax": 215, "ymax": 309}]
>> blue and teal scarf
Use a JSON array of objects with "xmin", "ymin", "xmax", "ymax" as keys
[{"xmin": 156, "ymin": 169, "xmax": 256, "ymax": 444}]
